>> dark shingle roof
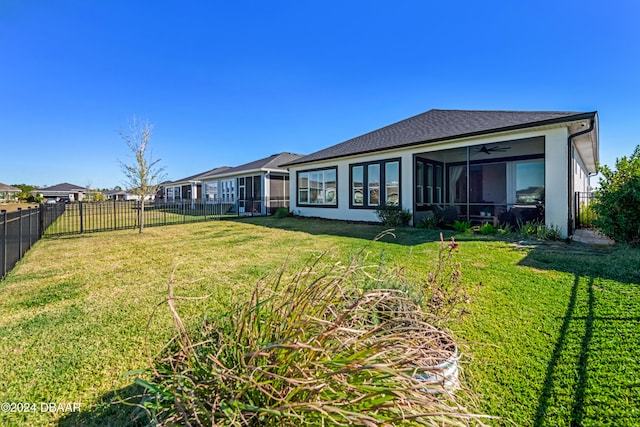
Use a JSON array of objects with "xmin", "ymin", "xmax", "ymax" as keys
[
  {"xmin": 212, "ymin": 152, "xmax": 304, "ymax": 176},
  {"xmin": 39, "ymin": 183, "xmax": 86, "ymax": 192},
  {"xmin": 0, "ymin": 183, "xmax": 21, "ymax": 192},
  {"xmin": 285, "ymin": 109, "xmax": 596, "ymax": 166},
  {"xmin": 169, "ymin": 166, "xmax": 232, "ymax": 184}
]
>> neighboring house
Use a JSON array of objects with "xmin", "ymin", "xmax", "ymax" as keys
[
  {"xmin": 36, "ymin": 183, "xmax": 87, "ymax": 202},
  {"xmin": 104, "ymin": 190, "xmax": 145, "ymax": 201},
  {"xmin": 0, "ymin": 183, "xmax": 21, "ymax": 202},
  {"xmin": 163, "ymin": 167, "xmax": 231, "ymax": 203},
  {"xmin": 201, "ymin": 152, "xmax": 304, "ymax": 215},
  {"xmin": 283, "ymin": 109, "xmax": 599, "ymax": 237}
]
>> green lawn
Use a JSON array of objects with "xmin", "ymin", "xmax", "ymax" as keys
[{"xmin": 0, "ymin": 217, "xmax": 638, "ymax": 426}]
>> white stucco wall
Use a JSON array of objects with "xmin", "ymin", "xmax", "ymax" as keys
[
  {"xmin": 573, "ymin": 147, "xmax": 591, "ymax": 193},
  {"xmin": 544, "ymin": 127, "xmax": 569, "ymax": 236}
]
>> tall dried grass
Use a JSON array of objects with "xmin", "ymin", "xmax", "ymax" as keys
[{"xmin": 133, "ymin": 244, "xmax": 487, "ymax": 426}]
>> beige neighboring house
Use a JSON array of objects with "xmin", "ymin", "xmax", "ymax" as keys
[
  {"xmin": 200, "ymin": 152, "xmax": 304, "ymax": 215},
  {"xmin": 163, "ymin": 167, "xmax": 231, "ymax": 203},
  {"xmin": 36, "ymin": 183, "xmax": 87, "ymax": 202},
  {"xmin": 0, "ymin": 183, "xmax": 21, "ymax": 202}
]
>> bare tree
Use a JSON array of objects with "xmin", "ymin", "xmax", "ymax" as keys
[{"xmin": 120, "ymin": 117, "xmax": 166, "ymax": 233}]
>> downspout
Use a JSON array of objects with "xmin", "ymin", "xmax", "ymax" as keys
[{"xmin": 567, "ymin": 119, "xmax": 595, "ymax": 237}]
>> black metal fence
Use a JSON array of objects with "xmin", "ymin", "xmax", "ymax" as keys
[
  {"xmin": 1, "ymin": 205, "xmax": 64, "ymax": 280},
  {"xmin": 1, "ymin": 197, "xmax": 290, "ymax": 279},
  {"xmin": 575, "ymin": 192, "xmax": 597, "ymax": 229},
  {"xmin": 42, "ymin": 197, "xmax": 290, "ymax": 236}
]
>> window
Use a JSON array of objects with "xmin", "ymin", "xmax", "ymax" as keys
[
  {"xmin": 220, "ymin": 179, "xmax": 235, "ymax": 203},
  {"xmin": 352, "ymin": 165, "xmax": 364, "ymax": 206},
  {"xmin": 415, "ymin": 159, "xmax": 444, "ymax": 207},
  {"xmin": 514, "ymin": 161, "xmax": 544, "ymax": 203},
  {"xmin": 416, "ymin": 162, "xmax": 424, "ymax": 205},
  {"xmin": 205, "ymin": 182, "xmax": 218, "ymax": 201},
  {"xmin": 368, "ymin": 164, "xmax": 380, "ymax": 205},
  {"xmin": 297, "ymin": 168, "xmax": 337, "ymax": 206},
  {"xmin": 350, "ymin": 159, "xmax": 401, "ymax": 208},
  {"xmin": 434, "ymin": 165, "xmax": 443, "ymax": 204},
  {"xmin": 385, "ymin": 161, "xmax": 399, "ymax": 205}
]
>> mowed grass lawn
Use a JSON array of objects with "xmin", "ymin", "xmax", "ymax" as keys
[{"xmin": 0, "ymin": 217, "xmax": 639, "ymax": 426}]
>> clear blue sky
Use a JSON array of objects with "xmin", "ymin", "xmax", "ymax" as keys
[{"xmin": 1, "ymin": 0, "xmax": 638, "ymax": 189}]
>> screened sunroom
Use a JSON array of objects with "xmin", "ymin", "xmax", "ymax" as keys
[{"xmin": 414, "ymin": 136, "xmax": 545, "ymax": 225}]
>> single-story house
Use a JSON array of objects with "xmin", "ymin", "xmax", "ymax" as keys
[
  {"xmin": 163, "ymin": 167, "xmax": 231, "ymax": 203},
  {"xmin": 283, "ymin": 109, "xmax": 599, "ymax": 237},
  {"xmin": 104, "ymin": 190, "xmax": 150, "ymax": 201},
  {"xmin": 36, "ymin": 183, "xmax": 87, "ymax": 202},
  {"xmin": 201, "ymin": 152, "xmax": 304, "ymax": 215},
  {"xmin": 0, "ymin": 183, "xmax": 21, "ymax": 202}
]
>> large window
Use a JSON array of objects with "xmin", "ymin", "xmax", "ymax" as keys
[
  {"xmin": 514, "ymin": 161, "xmax": 544, "ymax": 203},
  {"xmin": 204, "ymin": 182, "xmax": 218, "ymax": 201},
  {"xmin": 297, "ymin": 168, "xmax": 337, "ymax": 206},
  {"xmin": 415, "ymin": 159, "xmax": 443, "ymax": 208},
  {"xmin": 220, "ymin": 179, "xmax": 235, "ymax": 203},
  {"xmin": 446, "ymin": 158, "xmax": 544, "ymax": 216},
  {"xmin": 350, "ymin": 159, "xmax": 401, "ymax": 208}
]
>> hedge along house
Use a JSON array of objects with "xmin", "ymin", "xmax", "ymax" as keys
[
  {"xmin": 200, "ymin": 152, "xmax": 304, "ymax": 215},
  {"xmin": 284, "ymin": 109, "xmax": 599, "ymax": 237}
]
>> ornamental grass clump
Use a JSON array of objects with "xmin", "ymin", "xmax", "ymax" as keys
[
  {"xmin": 134, "ymin": 252, "xmax": 486, "ymax": 426},
  {"xmin": 419, "ymin": 234, "xmax": 471, "ymax": 327}
]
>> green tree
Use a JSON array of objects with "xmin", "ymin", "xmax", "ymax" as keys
[
  {"xmin": 12, "ymin": 184, "xmax": 43, "ymax": 203},
  {"xmin": 593, "ymin": 145, "xmax": 640, "ymax": 245},
  {"xmin": 119, "ymin": 117, "xmax": 166, "ymax": 233}
]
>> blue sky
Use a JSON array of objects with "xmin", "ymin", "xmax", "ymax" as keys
[{"xmin": 1, "ymin": 1, "xmax": 639, "ymax": 189}]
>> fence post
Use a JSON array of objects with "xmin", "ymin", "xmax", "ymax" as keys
[
  {"xmin": 113, "ymin": 198, "xmax": 117, "ymax": 230},
  {"xmin": 18, "ymin": 208, "xmax": 23, "ymax": 257},
  {"xmin": 28, "ymin": 207, "xmax": 32, "ymax": 248},
  {"xmin": 79, "ymin": 201, "xmax": 84, "ymax": 234},
  {"xmin": 39, "ymin": 204, "xmax": 45, "ymax": 238},
  {"xmin": 574, "ymin": 192, "xmax": 579, "ymax": 230},
  {"xmin": 1, "ymin": 210, "xmax": 6, "ymax": 278}
]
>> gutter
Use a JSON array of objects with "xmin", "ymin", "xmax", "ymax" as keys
[{"xmin": 567, "ymin": 119, "xmax": 596, "ymax": 236}]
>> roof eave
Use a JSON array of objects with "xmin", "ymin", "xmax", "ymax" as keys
[{"xmin": 284, "ymin": 112, "xmax": 598, "ymax": 167}]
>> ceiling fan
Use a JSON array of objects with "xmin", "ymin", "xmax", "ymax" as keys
[{"xmin": 472, "ymin": 144, "xmax": 512, "ymax": 155}]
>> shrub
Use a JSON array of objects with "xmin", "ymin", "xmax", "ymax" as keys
[
  {"xmin": 477, "ymin": 222, "xmax": 499, "ymax": 235},
  {"xmin": 516, "ymin": 220, "xmax": 563, "ymax": 241},
  {"xmin": 592, "ymin": 145, "xmax": 640, "ymax": 245},
  {"xmin": 374, "ymin": 203, "xmax": 412, "ymax": 226},
  {"xmin": 433, "ymin": 206, "xmax": 459, "ymax": 226},
  {"xmin": 540, "ymin": 224, "xmax": 563, "ymax": 241},
  {"xmin": 416, "ymin": 214, "xmax": 441, "ymax": 229},
  {"xmin": 452, "ymin": 220, "xmax": 471, "ymax": 232},
  {"xmin": 273, "ymin": 207, "xmax": 290, "ymax": 218},
  {"xmin": 134, "ymin": 252, "xmax": 482, "ymax": 426},
  {"xmin": 578, "ymin": 202, "xmax": 597, "ymax": 229}
]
